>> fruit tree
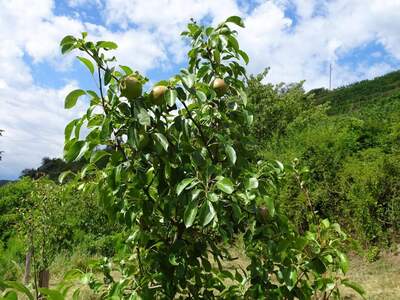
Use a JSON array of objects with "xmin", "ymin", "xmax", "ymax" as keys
[{"xmin": 55, "ymin": 16, "xmax": 364, "ymax": 299}]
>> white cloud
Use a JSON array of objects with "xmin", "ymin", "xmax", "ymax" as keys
[
  {"xmin": 0, "ymin": 82, "xmax": 85, "ymax": 179},
  {"xmin": 237, "ymin": 0, "xmax": 400, "ymax": 88},
  {"xmin": 0, "ymin": 0, "xmax": 86, "ymax": 178},
  {"xmin": 103, "ymin": 0, "xmax": 242, "ymax": 64}
]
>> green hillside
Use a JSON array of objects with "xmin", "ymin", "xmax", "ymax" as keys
[
  {"xmin": 250, "ymin": 69, "xmax": 400, "ymax": 248},
  {"xmin": 312, "ymin": 70, "xmax": 400, "ymax": 114}
]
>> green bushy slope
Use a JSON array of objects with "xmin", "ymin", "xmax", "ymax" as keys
[{"xmin": 250, "ymin": 69, "xmax": 400, "ymax": 247}]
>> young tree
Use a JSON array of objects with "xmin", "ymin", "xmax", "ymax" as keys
[{"xmin": 1, "ymin": 16, "xmax": 363, "ymax": 300}]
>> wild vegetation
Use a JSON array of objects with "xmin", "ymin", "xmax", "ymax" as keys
[
  {"xmin": 250, "ymin": 70, "xmax": 400, "ymax": 248},
  {"xmin": 1, "ymin": 16, "xmax": 399, "ymax": 299}
]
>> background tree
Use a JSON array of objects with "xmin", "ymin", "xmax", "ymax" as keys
[{"xmin": 20, "ymin": 157, "xmax": 85, "ymax": 181}]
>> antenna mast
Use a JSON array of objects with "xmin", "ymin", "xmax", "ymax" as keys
[{"xmin": 329, "ymin": 63, "xmax": 332, "ymax": 90}]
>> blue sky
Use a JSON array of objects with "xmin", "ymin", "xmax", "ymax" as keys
[{"xmin": 1, "ymin": 0, "xmax": 400, "ymax": 179}]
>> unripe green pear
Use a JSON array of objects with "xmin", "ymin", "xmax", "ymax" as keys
[
  {"xmin": 150, "ymin": 86, "xmax": 168, "ymax": 105},
  {"xmin": 213, "ymin": 78, "xmax": 228, "ymax": 97},
  {"xmin": 120, "ymin": 75, "xmax": 142, "ymax": 100}
]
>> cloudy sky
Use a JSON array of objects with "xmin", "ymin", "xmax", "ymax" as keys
[{"xmin": 1, "ymin": 0, "xmax": 400, "ymax": 179}]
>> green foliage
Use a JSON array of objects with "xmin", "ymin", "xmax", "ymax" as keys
[
  {"xmin": 249, "ymin": 68, "xmax": 400, "ymax": 248},
  {"xmin": 0, "ymin": 177, "xmax": 33, "ymax": 241},
  {"xmin": 30, "ymin": 16, "xmax": 361, "ymax": 299},
  {"xmin": 0, "ymin": 236, "xmax": 25, "ymax": 280},
  {"xmin": 0, "ymin": 177, "xmax": 120, "ymax": 281},
  {"xmin": 247, "ymin": 69, "xmax": 317, "ymax": 143},
  {"xmin": 366, "ymin": 246, "xmax": 380, "ymax": 263},
  {"xmin": 314, "ymin": 70, "xmax": 400, "ymax": 114},
  {"xmin": 20, "ymin": 157, "xmax": 85, "ymax": 181}
]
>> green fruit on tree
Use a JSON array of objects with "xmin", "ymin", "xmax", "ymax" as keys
[
  {"xmin": 120, "ymin": 75, "xmax": 142, "ymax": 100},
  {"xmin": 213, "ymin": 78, "xmax": 228, "ymax": 97},
  {"xmin": 150, "ymin": 85, "xmax": 168, "ymax": 105}
]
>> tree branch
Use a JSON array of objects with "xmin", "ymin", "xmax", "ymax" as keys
[{"xmin": 179, "ymin": 100, "xmax": 216, "ymax": 163}]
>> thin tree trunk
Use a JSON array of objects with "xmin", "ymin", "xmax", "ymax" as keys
[
  {"xmin": 23, "ymin": 248, "xmax": 33, "ymax": 284},
  {"xmin": 38, "ymin": 269, "xmax": 50, "ymax": 288},
  {"xmin": 38, "ymin": 269, "xmax": 50, "ymax": 300}
]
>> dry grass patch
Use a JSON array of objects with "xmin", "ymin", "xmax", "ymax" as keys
[{"xmin": 341, "ymin": 252, "xmax": 400, "ymax": 300}]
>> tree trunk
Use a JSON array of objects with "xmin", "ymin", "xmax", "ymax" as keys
[
  {"xmin": 38, "ymin": 269, "xmax": 50, "ymax": 288},
  {"xmin": 38, "ymin": 269, "xmax": 50, "ymax": 299},
  {"xmin": 23, "ymin": 249, "xmax": 33, "ymax": 284}
]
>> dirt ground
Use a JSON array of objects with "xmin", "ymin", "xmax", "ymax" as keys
[{"xmin": 341, "ymin": 252, "xmax": 400, "ymax": 299}]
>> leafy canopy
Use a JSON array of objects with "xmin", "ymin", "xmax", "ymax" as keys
[{"xmin": 0, "ymin": 16, "xmax": 365, "ymax": 300}]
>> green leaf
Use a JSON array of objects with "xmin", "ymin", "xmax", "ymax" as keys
[
  {"xmin": 176, "ymin": 178, "xmax": 195, "ymax": 196},
  {"xmin": 75, "ymin": 142, "xmax": 90, "ymax": 161},
  {"xmin": 2, "ymin": 281, "xmax": 34, "ymax": 300},
  {"xmin": 100, "ymin": 118, "xmax": 111, "ymax": 140},
  {"xmin": 225, "ymin": 16, "xmax": 245, "ymax": 27},
  {"xmin": 65, "ymin": 119, "xmax": 77, "ymax": 141},
  {"xmin": 138, "ymin": 108, "xmax": 151, "ymax": 126},
  {"xmin": 61, "ymin": 43, "xmax": 76, "ymax": 55},
  {"xmin": 3, "ymin": 291, "xmax": 18, "ymax": 300},
  {"xmin": 90, "ymin": 150, "xmax": 110, "ymax": 164},
  {"xmin": 60, "ymin": 35, "xmax": 77, "ymax": 54},
  {"xmin": 64, "ymin": 140, "xmax": 85, "ymax": 162},
  {"xmin": 97, "ymin": 41, "xmax": 118, "ymax": 50},
  {"xmin": 153, "ymin": 133, "xmax": 169, "ymax": 151},
  {"xmin": 264, "ymin": 195, "xmax": 275, "ymax": 217},
  {"xmin": 119, "ymin": 65, "xmax": 133, "ymax": 75},
  {"xmin": 104, "ymin": 68, "xmax": 113, "ymax": 85},
  {"xmin": 213, "ymin": 49, "xmax": 220, "ymax": 64},
  {"xmin": 338, "ymin": 252, "xmax": 349, "ymax": 273},
  {"xmin": 246, "ymin": 177, "xmax": 258, "ymax": 190},
  {"xmin": 195, "ymin": 91, "xmax": 207, "ymax": 102},
  {"xmin": 197, "ymin": 65, "xmax": 210, "ymax": 79},
  {"xmin": 341, "ymin": 280, "xmax": 366, "ymax": 299},
  {"xmin": 239, "ymin": 89, "xmax": 248, "ymax": 106},
  {"xmin": 180, "ymin": 73, "xmax": 195, "ymax": 89},
  {"xmin": 60, "ymin": 35, "xmax": 76, "ymax": 46},
  {"xmin": 58, "ymin": 170, "xmax": 74, "ymax": 183},
  {"xmin": 65, "ymin": 89, "xmax": 86, "ymax": 109},
  {"xmin": 77, "ymin": 56, "xmax": 94, "ymax": 74},
  {"xmin": 168, "ymin": 254, "xmax": 179, "ymax": 266},
  {"xmin": 216, "ymin": 177, "xmax": 234, "ymax": 194},
  {"xmin": 308, "ymin": 258, "xmax": 326, "ymax": 274},
  {"xmin": 166, "ymin": 89, "xmax": 177, "ymax": 107},
  {"xmin": 63, "ymin": 269, "xmax": 83, "ymax": 282},
  {"xmin": 238, "ymin": 50, "xmax": 249, "ymax": 64},
  {"xmin": 199, "ymin": 201, "xmax": 216, "ymax": 226},
  {"xmin": 228, "ymin": 35, "xmax": 239, "ymax": 52},
  {"xmin": 184, "ymin": 199, "xmax": 199, "ymax": 227},
  {"xmin": 225, "ymin": 145, "xmax": 236, "ymax": 165},
  {"xmin": 38, "ymin": 288, "xmax": 64, "ymax": 300}
]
